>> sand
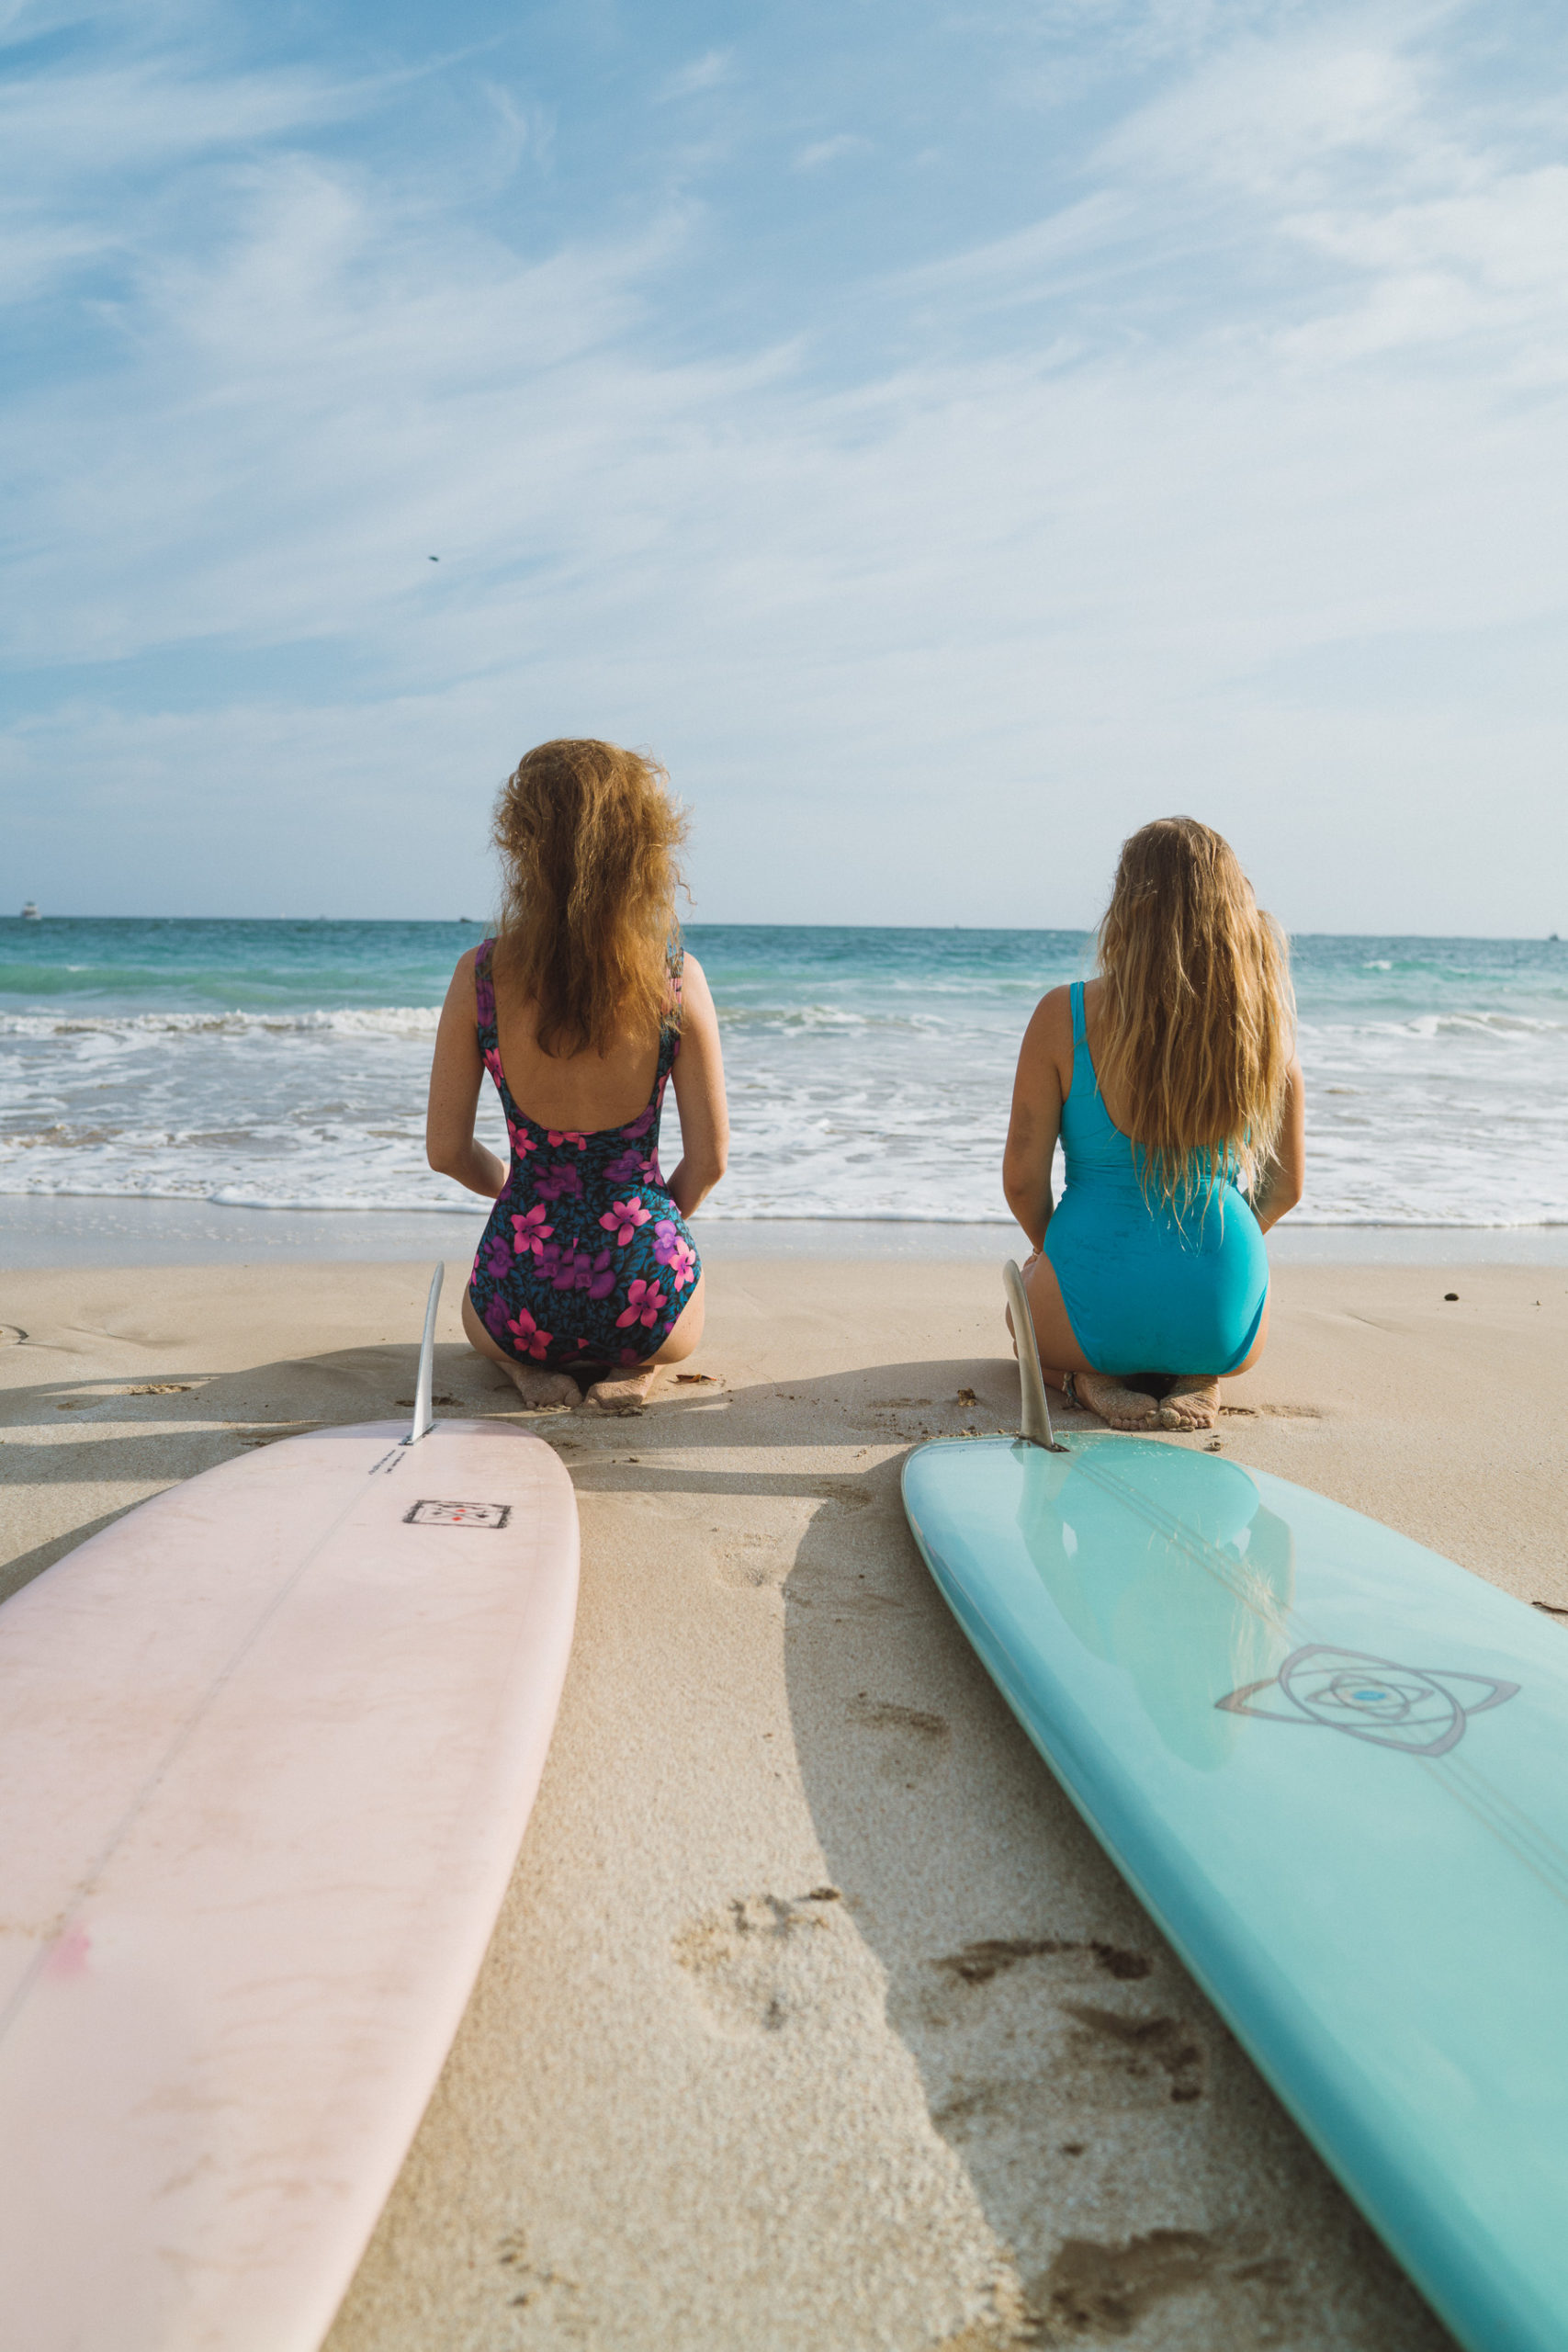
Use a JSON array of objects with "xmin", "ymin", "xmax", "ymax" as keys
[{"xmin": 4, "ymin": 1255, "xmax": 1565, "ymax": 2350}]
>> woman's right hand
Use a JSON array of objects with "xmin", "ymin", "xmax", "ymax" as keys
[{"xmin": 1252, "ymin": 1057, "xmax": 1305, "ymax": 1231}]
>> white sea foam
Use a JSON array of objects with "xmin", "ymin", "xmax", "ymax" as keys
[{"xmin": 0, "ymin": 1005, "xmax": 441, "ymax": 1040}]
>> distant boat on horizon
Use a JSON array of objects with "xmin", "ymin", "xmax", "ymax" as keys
[{"xmin": 20, "ymin": 901, "xmax": 39, "ymax": 922}]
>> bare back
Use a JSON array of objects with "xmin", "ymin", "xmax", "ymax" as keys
[{"xmin": 491, "ymin": 966, "xmax": 669, "ymax": 1136}]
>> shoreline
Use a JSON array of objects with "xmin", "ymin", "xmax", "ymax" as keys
[
  {"xmin": 7, "ymin": 1254, "xmax": 1557, "ymax": 2346},
  {"xmin": 5, "ymin": 1192, "xmax": 1568, "ymax": 1271}
]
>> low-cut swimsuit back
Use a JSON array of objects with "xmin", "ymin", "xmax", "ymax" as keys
[
  {"xmin": 467, "ymin": 938, "xmax": 701, "ymax": 1373},
  {"xmin": 1043, "ymin": 980, "xmax": 1269, "ymax": 1376}
]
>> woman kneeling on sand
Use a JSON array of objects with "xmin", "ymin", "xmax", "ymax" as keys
[
  {"xmin": 1004, "ymin": 816, "xmax": 1303, "ymax": 1433},
  {"xmin": 427, "ymin": 738, "xmax": 728, "ymax": 1414}
]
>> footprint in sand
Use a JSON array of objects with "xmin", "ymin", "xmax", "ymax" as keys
[
  {"xmin": 913, "ymin": 1936, "xmax": 1209, "ymax": 2118},
  {"xmin": 1028, "ymin": 2224, "xmax": 1296, "ymax": 2344},
  {"xmin": 673, "ymin": 1890, "xmax": 875, "ymax": 2039},
  {"xmin": 494, "ymin": 2230, "xmax": 584, "ymax": 2335},
  {"xmin": 717, "ymin": 1531, "xmax": 793, "ymax": 1591},
  {"xmin": 936, "ymin": 1936, "xmax": 1152, "ymax": 1987},
  {"xmin": 846, "ymin": 1693, "xmax": 953, "ymax": 1786}
]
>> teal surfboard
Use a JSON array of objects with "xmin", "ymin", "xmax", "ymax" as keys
[{"xmin": 901, "ymin": 1268, "xmax": 1568, "ymax": 2352}]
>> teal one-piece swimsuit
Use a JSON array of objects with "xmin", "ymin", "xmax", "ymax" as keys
[{"xmin": 1043, "ymin": 982, "xmax": 1269, "ymax": 1376}]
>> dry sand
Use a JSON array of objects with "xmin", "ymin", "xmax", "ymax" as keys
[{"xmin": 4, "ymin": 1255, "xmax": 1566, "ymax": 2350}]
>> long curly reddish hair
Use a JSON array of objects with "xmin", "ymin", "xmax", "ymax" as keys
[{"xmin": 491, "ymin": 739, "xmax": 687, "ymax": 1058}]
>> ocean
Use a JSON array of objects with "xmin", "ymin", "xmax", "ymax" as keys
[{"xmin": 2, "ymin": 919, "xmax": 1566, "ymax": 1235}]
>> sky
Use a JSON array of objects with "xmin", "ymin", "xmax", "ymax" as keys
[{"xmin": 2, "ymin": 0, "xmax": 1566, "ymax": 932}]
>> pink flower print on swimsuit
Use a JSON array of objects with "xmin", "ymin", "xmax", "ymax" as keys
[
  {"xmin": 616, "ymin": 1278, "xmax": 668, "ymax": 1331},
  {"xmin": 505, "ymin": 1307, "xmax": 553, "ymax": 1362},
  {"xmin": 652, "ymin": 1220, "xmax": 696, "ymax": 1293},
  {"xmin": 601, "ymin": 1197, "xmax": 651, "ymax": 1247},
  {"xmin": 511, "ymin": 1204, "xmax": 554, "ymax": 1258},
  {"xmin": 464, "ymin": 934, "xmax": 701, "ymax": 1372}
]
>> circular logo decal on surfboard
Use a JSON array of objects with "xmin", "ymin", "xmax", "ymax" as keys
[{"xmin": 1216, "ymin": 1643, "xmax": 1518, "ymax": 1757}]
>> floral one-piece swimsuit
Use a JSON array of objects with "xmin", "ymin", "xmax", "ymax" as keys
[{"xmin": 468, "ymin": 938, "xmax": 701, "ymax": 1372}]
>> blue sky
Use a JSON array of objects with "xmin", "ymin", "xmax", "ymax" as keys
[{"xmin": 3, "ymin": 0, "xmax": 1566, "ymax": 930}]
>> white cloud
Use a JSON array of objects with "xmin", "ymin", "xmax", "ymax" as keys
[
  {"xmin": 474, "ymin": 81, "xmax": 555, "ymax": 185},
  {"xmin": 0, "ymin": 216, "xmax": 114, "ymax": 302},
  {"xmin": 1277, "ymin": 165, "xmax": 1568, "ymax": 363},
  {"xmin": 0, "ymin": 55, "xmax": 352, "ymax": 183},
  {"xmin": 794, "ymin": 134, "xmax": 872, "ymax": 172},
  {"xmin": 658, "ymin": 50, "xmax": 735, "ymax": 102},
  {"xmin": 1101, "ymin": 28, "xmax": 1427, "ymax": 196},
  {"xmin": 891, "ymin": 191, "xmax": 1135, "ymax": 315}
]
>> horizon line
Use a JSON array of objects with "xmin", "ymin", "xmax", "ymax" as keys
[{"xmin": 3, "ymin": 915, "xmax": 1563, "ymax": 945}]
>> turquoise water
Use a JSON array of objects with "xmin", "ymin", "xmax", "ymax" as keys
[{"xmin": 2, "ymin": 918, "xmax": 1565, "ymax": 1227}]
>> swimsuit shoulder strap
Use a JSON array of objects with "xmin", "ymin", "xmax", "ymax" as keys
[
  {"xmin": 474, "ymin": 937, "xmax": 498, "ymax": 1038},
  {"xmin": 1069, "ymin": 979, "xmax": 1088, "ymax": 1046}
]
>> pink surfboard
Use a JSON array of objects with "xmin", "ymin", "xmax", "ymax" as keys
[{"xmin": 0, "ymin": 1272, "xmax": 579, "ymax": 2352}]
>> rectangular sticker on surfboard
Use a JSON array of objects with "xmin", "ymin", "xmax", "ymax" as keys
[{"xmin": 403, "ymin": 1498, "xmax": 513, "ymax": 1528}]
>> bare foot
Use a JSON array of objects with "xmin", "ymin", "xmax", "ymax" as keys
[
  {"xmin": 1075, "ymin": 1371, "xmax": 1162, "ymax": 1431},
  {"xmin": 584, "ymin": 1367, "xmax": 660, "ymax": 1416},
  {"xmin": 494, "ymin": 1361, "xmax": 581, "ymax": 1410},
  {"xmin": 1159, "ymin": 1376, "xmax": 1222, "ymax": 1431}
]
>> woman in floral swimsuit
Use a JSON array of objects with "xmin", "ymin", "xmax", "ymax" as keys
[{"xmin": 426, "ymin": 739, "xmax": 728, "ymax": 1412}]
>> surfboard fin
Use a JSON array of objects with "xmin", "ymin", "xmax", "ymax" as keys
[
  {"xmin": 1003, "ymin": 1260, "xmax": 1066, "ymax": 1452},
  {"xmin": 408, "ymin": 1263, "xmax": 444, "ymax": 1445}
]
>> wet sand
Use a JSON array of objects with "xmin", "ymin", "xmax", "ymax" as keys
[{"xmin": 4, "ymin": 1257, "xmax": 1564, "ymax": 2348}]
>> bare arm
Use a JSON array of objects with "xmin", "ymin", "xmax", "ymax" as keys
[
  {"xmin": 425, "ymin": 952, "xmax": 508, "ymax": 1199},
  {"xmin": 666, "ymin": 953, "xmax": 728, "ymax": 1220},
  {"xmin": 1252, "ymin": 1056, "xmax": 1305, "ymax": 1232},
  {"xmin": 1002, "ymin": 988, "xmax": 1069, "ymax": 1253}
]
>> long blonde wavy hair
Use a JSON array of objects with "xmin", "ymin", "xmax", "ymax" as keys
[
  {"xmin": 1095, "ymin": 817, "xmax": 1293, "ymax": 1214},
  {"xmin": 491, "ymin": 739, "xmax": 687, "ymax": 1058}
]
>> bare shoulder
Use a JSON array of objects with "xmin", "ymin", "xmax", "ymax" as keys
[
  {"xmin": 1023, "ymin": 982, "xmax": 1075, "ymax": 1054},
  {"xmin": 440, "ymin": 947, "xmax": 479, "ymax": 1011},
  {"xmin": 1012, "ymin": 983, "xmax": 1074, "ymax": 1098},
  {"xmin": 677, "ymin": 950, "xmax": 716, "ymax": 1015}
]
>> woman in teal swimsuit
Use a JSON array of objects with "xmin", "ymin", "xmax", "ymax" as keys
[{"xmin": 1003, "ymin": 817, "xmax": 1304, "ymax": 1432}]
